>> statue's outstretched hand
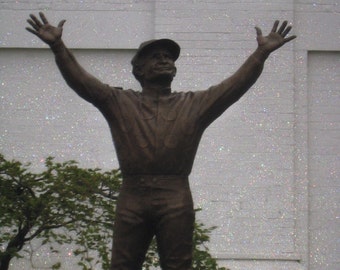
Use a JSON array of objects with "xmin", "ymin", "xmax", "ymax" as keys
[
  {"xmin": 255, "ymin": 20, "xmax": 296, "ymax": 55},
  {"xmin": 26, "ymin": 12, "xmax": 66, "ymax": 46}
]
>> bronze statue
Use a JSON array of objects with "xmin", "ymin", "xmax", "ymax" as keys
[{"xmin": 26, "ymin": 12, "xmax": 296, "ymax": 270}]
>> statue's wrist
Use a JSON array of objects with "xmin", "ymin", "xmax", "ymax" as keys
[
  {"xmin": 50, "ymin": 39, "xmax": 65, "ymax": 54},
  {"xmin": 252, "ymin": 47, "xmax": 270, "ymax": 63}
]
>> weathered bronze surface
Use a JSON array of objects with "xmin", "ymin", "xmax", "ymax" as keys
[{"xmin": 26, "ymin": 12, "xmax": 296, "ymax": 270}]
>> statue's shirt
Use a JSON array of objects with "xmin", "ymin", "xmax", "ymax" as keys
[
  {"xmin": 76, "ymin": 55, "xmax": 263, "ymax": 176},
  {"xmin": 88, "ymin": 84, "xmax": 239, "ymax": 176}
]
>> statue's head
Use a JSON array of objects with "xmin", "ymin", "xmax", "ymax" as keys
[{"xmin": 131, "ymin": 39, "xmax": 180, "ymax": 86}]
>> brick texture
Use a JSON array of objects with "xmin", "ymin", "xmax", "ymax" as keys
[{"xmin": 0, "ymin": 1, "xmax": 339, "ymax": 269}]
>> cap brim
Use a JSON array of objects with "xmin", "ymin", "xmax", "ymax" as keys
[{"xmin": 132, "ymin": 39, "xmax": 180, "ymax": 65}]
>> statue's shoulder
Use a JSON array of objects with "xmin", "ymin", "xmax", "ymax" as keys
[
  {"xmin": 109, "ymin": 86, "xmax": 140, "ymax": 95},
  {"xmin": 171, "ymin": 90, "xmax": 199, "ymax": 99},
  {"xmin": 110, "ymin": 87, "xmax": 145, "ymax": 103}
]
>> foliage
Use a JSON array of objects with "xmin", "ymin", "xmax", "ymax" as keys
[
  {"xmin": 0, "ymin": 154, "xmax": 121, "ymax": 270},
  {"xmin": 0, "ymin": 154, "xmax": 227, "ymax": 270},
  {"xmin": 192, "ymin": 220, "xmax": 226, "ymax": 270}
]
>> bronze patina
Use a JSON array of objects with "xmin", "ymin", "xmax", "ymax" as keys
[{"xmin": 26, "ymin": 12, "xmax": 296, "ymax": 270}]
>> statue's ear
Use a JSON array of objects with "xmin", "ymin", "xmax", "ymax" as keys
[
  {"xmin": 173, "ymin": 66, "xmax": 177, "ymax": 77},
  {"xmin": 134, "ymin": 65, "xmax": 144, "ymax": 77}
]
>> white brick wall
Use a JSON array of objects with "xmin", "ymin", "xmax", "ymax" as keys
[
  {"xmin": 307, "ymin": 51, "xmax": 339, "ymax": 270},
  {"xmin": 1, "ymin": 1, "xmax": 339, "ymax": 269}
]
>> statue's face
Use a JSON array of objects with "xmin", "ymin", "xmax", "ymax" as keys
[{"xmin": 139, "ymin": 47, "xmax": 177, "ymax": 83}]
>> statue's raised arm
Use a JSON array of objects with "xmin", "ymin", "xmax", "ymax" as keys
[
  {"xmin": 26, "ymin": 12, "xmax": 108, "ymax": 104},
  {"xmin": 207, "ymin": 20, "xmax": 297, "ymax": 110}
]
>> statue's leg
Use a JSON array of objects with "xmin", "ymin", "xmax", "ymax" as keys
[
  {"xmin": 154, "ymin": 184, "xmax": 195, "ymax": 270},
  {"xmin": 110, "ymin": 189, "xmax": 154, "ymax": 270}
]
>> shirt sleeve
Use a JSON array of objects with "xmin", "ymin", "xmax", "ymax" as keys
[
  {"xmin": 189, "ymin": 83, "xmax": 238, "ymax": 128},
  {"xmin": 74, "ymin": 80, "xmax": 123, "ymax": 123},
  {"xmin": 192, "ymin": 53, "xmax": 265, "ymax": 128}
]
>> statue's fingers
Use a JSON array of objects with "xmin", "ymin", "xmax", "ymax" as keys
[
  {"xmin": 255, "ymin": 26, "xmax": 262, "ymax": 37},
  {"xmin": 25, "ymin": 27, "xmax": 39, "ymax": 36},
  {"xmin": 58, "ymin": 20, "xmax": 66, "ymax": 28},
  {"xmin": 282, "ymin": 25, "xmax": 292, "ymax": 37},
  {"xmin": 283, "ymin": 35, "xmax": 297, "ymax": 43},
  {"xmin": 27, "ymin": 19, "xmax": 39, "ymax": 31},
  {"xmin": 271, "ymin": 20, "xmax": 279, "ymax": 33},
  {"xmin": 39, "ymin": 12, "xmax": 49, "ymax": 24},
  {"xmin": 29, "ymin": 14, "xmax": 42, "ymax": 27},
  {"xmin": 278, "ymin": 21, "xmax": 288, "ymax": 34}
]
